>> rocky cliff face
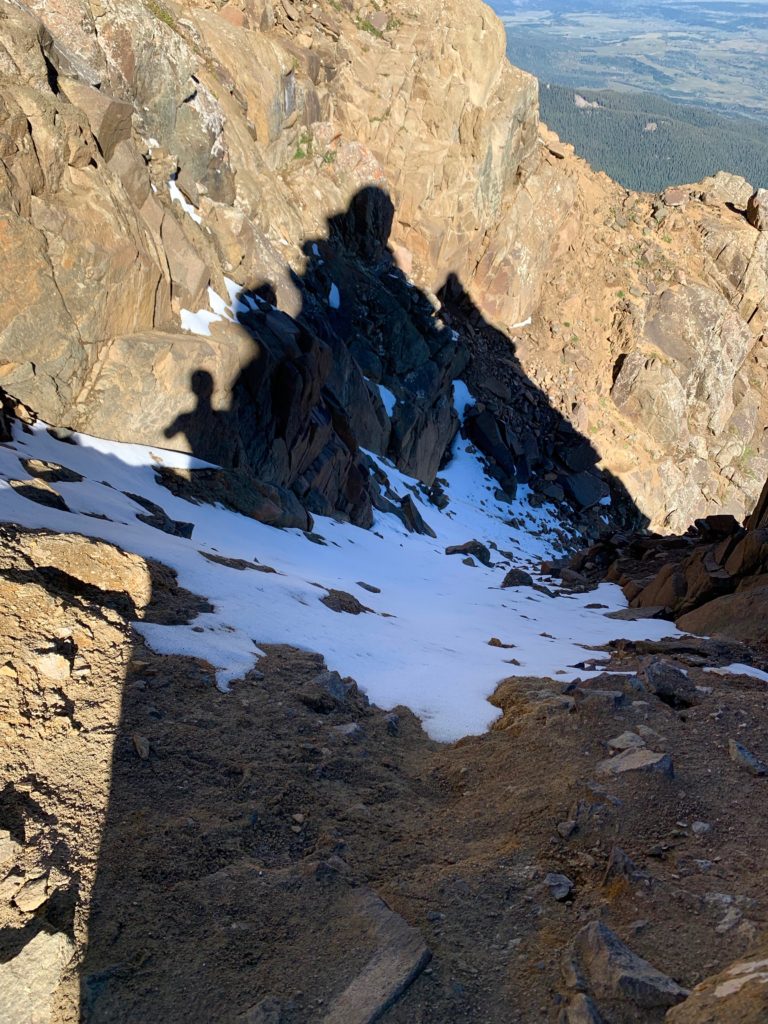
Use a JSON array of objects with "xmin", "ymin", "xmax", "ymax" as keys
[
  {"xmin": 0, "ymin": 0, "xmax": 767, "ymax": 534},
  {"xmin": 5, "ymin": 6, "xmax": 768, "ymax": 1019},
  {"xmin": 524, "ymin": 161, "xmax": 768, "ymax": 532}
]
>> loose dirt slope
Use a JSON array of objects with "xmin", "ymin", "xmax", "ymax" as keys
[{"xmin": 3, "ymin": 523, "xmax": 768, "ymax": 1022}]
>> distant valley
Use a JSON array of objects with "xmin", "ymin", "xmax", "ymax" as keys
[
  {"xmin": 539, "ymin": 84, "xmax": 768, "ymax": 192},
  {"xmin": 492, "ymin": 0, "xmax": 768, "ymax": 119},
  {"xmin": 490, "ymin": 0, "xmax": 768, "ymax": 191}
]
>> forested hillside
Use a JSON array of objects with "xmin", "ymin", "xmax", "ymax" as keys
[{"xmin": 539, "ymin": 83, "xmax": 768, "ymax": 193}]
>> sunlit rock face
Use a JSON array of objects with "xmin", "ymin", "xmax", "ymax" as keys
[{"xmin": 2, "ymin": 0, "xmax": 768, "ymax": 531}]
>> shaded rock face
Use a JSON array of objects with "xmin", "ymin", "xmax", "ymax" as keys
[
  {"xmin": 70, "ymin": 187, "xmax": 471, "ymax": 527},
  {"xmin": 295, "ymin": 190, "xmax": 468, "ymax": 487},
  {"xmin": 72, "ymin": 186, "xmax": 632, "ymax": 535},
  {"xmin": 437, "ymin": 276, "xmax": 629, "ymax": 530},
  {"xmin": 569, "ymin": 480, "xmax": 768, "ymax": 645},
  {"xmin": 0, "ymin": 0, "xmax": 577, "ymax": 530}
]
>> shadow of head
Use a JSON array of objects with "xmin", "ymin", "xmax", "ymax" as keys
[
  {"xmin": 190, "ymin": 369, "xmax": 214, "ymax": 403},
  {"xmin": 302, "ymin": 185, "xmax": 396, "ymax": 264}
]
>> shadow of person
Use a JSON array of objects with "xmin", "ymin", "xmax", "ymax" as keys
[
  {"xmin": 163, "ymin": 369, "xmax": 239, "ymax": 470},
  {"xmin": 434, "ymin": 270, "xmax": 646, "ymax": 529}
]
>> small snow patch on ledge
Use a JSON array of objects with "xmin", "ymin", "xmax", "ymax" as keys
[
  {"xmin": 705, "ymin": 663, "xmax": 768, "ymax": 683},
  {"xmin": 452, "ymin": 380, "xmax": 476, "ymax": 422},
  {"xmin": 378, "ymin": 385, "xmax": 397, "ymax": 417},
  {"xmin": 168, "ymin": 176, "xmax": 202, "ymax": 224}
]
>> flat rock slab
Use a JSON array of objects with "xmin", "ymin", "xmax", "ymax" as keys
[
  {"xmin": 607, "ymin": 731, "xmax": 646, "ymax": 752},
  {"xmin": 560, "ymin": 992, "xmax": 605, "ymax": 1023},
  {"xmin": 0, "ymin": 930, "xmax": 74, "ymax": 1024},
  {"xmin": 598, "ymin": 749, "xmax": 673, "ymax": 777},
  {"xmin": 574, "ymin": 921, "xmax": 689, "ymax": 1010},
  {"xmin": 729, "ymin": 738, "xmax": 768, "ymax": 776},
  {"xmin": 322, "ymin": 889, "xmax": 431, "ymax": 1024},
  {"xmin": 606, "ymin": 606, "xmax": 666, "ymax": 620},
  {"xmin": 445, "ymin": 540, "xmax": 492, "ymax": 566}
]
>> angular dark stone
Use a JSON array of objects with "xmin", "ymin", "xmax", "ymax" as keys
[
  {"xmin": 538, "ymin": 480, "xmax": 565, "ymax": 502},
  {"xmin": 693, "ymin": 514, "xmax": 740, "ymax": 541},
  {"xmin": 561, "ymin": 471, "xmax": 606, "ymax": 509},
  {"xmin": 573, "ymin": 922, "xmax": 689, "ymax": 1010},
  {"xmin": 639, "ymin": 658, "xmax": 697, "ymax": 709},
  {"xmin": 463, "ymin": 409, "xmax": 518, "ymax": 480},
  {"xmin": 399, "ymin": 495, "xmax": 436, "ymax": 538},
  {"xmin": 445, "ymin": 540, "xmax": 492, "ymax": 566},
  {"xmin": 559, "ymin": 439, "xmax": 599, "ymax": 474},
  {"xmin": 321, "ymin": 590, "xmax": 372, "ymax": 615},
  {"xmin": 126, "ymin": 493, "xmax": 194, "ymax": 539},
  {"xmin": 729, "ymin": 738, "xmax": 768, "ymax": 776},
  {"xmin": 501, "ymin": 567, "xmax": 534, "ymax": 588}
]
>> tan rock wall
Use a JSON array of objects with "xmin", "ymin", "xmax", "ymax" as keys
[{"xmin": 1, "ymin": 0, "xmax": 768, "ymax": 529}]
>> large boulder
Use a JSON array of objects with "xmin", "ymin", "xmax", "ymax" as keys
[
  {"xmin": 666, "ymin": 943, "xmax": 768, "ymax": 1023},
  {"xmin": 71, "ymin": 327, "xmax": 253, "ymax": 458},
  {"xmin": 0, "ymin": 212, "xmax": 87, "ymax": 422},
  {"xmin": 676, "ymin": 585, "xmax": 768, "ymax": 642},
  {"xmin": 746, "ymin": 188, "xmax": 768, "ymax": 232},
  {"xmin": 698, "ymin": 171, "xmax": 754, "ymax": 211},
  {"xmin": 57, "ymin": 78, "xmax": 133, "ymax": 161},
  {"xmin": 0, "ymin": 930, "xmax": 74, "ymax": 1024},
  {"xmin": 611, "ymin": 349, "xmax": 689, "ymax": 450},
  {"xmin": 613, "ymin": 286, "xmax": 755, "ymax": 443},
  {"xmin": 70, "ymin": 316, "xmax": 373, "ymax": 525},
  {"xmin": 572, "ymin": 922, "xmax": 689, "ymax": 1015}
]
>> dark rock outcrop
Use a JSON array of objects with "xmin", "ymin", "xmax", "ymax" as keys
[
  {"xmin": 746, "ymin": 188, "xmax": 768, "ymax": 232},
  {"xmin": 569, "ymin": 478, "xmax": 768, "ymax": 644},
  {"xmin": 564, "ymin": 921, "xmax": 688, "ymax": 1021}
]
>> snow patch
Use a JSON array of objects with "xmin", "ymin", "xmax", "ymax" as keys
[
  {"xmin": 180, "ymin": 306, "xmax": 221, "ymax": 337},
  {"xmin": 378, "ymin": 385, "xmax": 397, "ymax": 418},
  {"xmin": 705, "ymin": 663, "xmax": 768, "ymax": 684},
  {"xmin": 180, "ymin": 279, "xmax": 247, "ymax": 337},
  {"xmin": 0, "ymin": 421, "xmax": 678, "ymax": 742},
  {"xmin": 168, "ymin": 176, "xmax": 202, "ymax": 224},
  {"xmin": 328, "ymin": 283, "xmax": 341, "ymax": 309},
  {"xmin": 452, "ymin": 380, "xmax": 476, "ymax": 422}
]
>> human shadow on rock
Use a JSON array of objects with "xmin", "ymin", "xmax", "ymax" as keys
[
  {"xmin": 151, "ymin": 185, "xmax": 646, "ymax": 541},
  {"xmin": 77, "ymin": 186, "xmax": 648, "ymax": 1023}
]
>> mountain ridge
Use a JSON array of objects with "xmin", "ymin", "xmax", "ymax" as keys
[
  {"xmin": 2, "ymin": 0, "xmax": 768, "ymax": 535},
  {"xmin": 3, "ymin": 2, "xmax": 768, "ymax": 1022}
]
